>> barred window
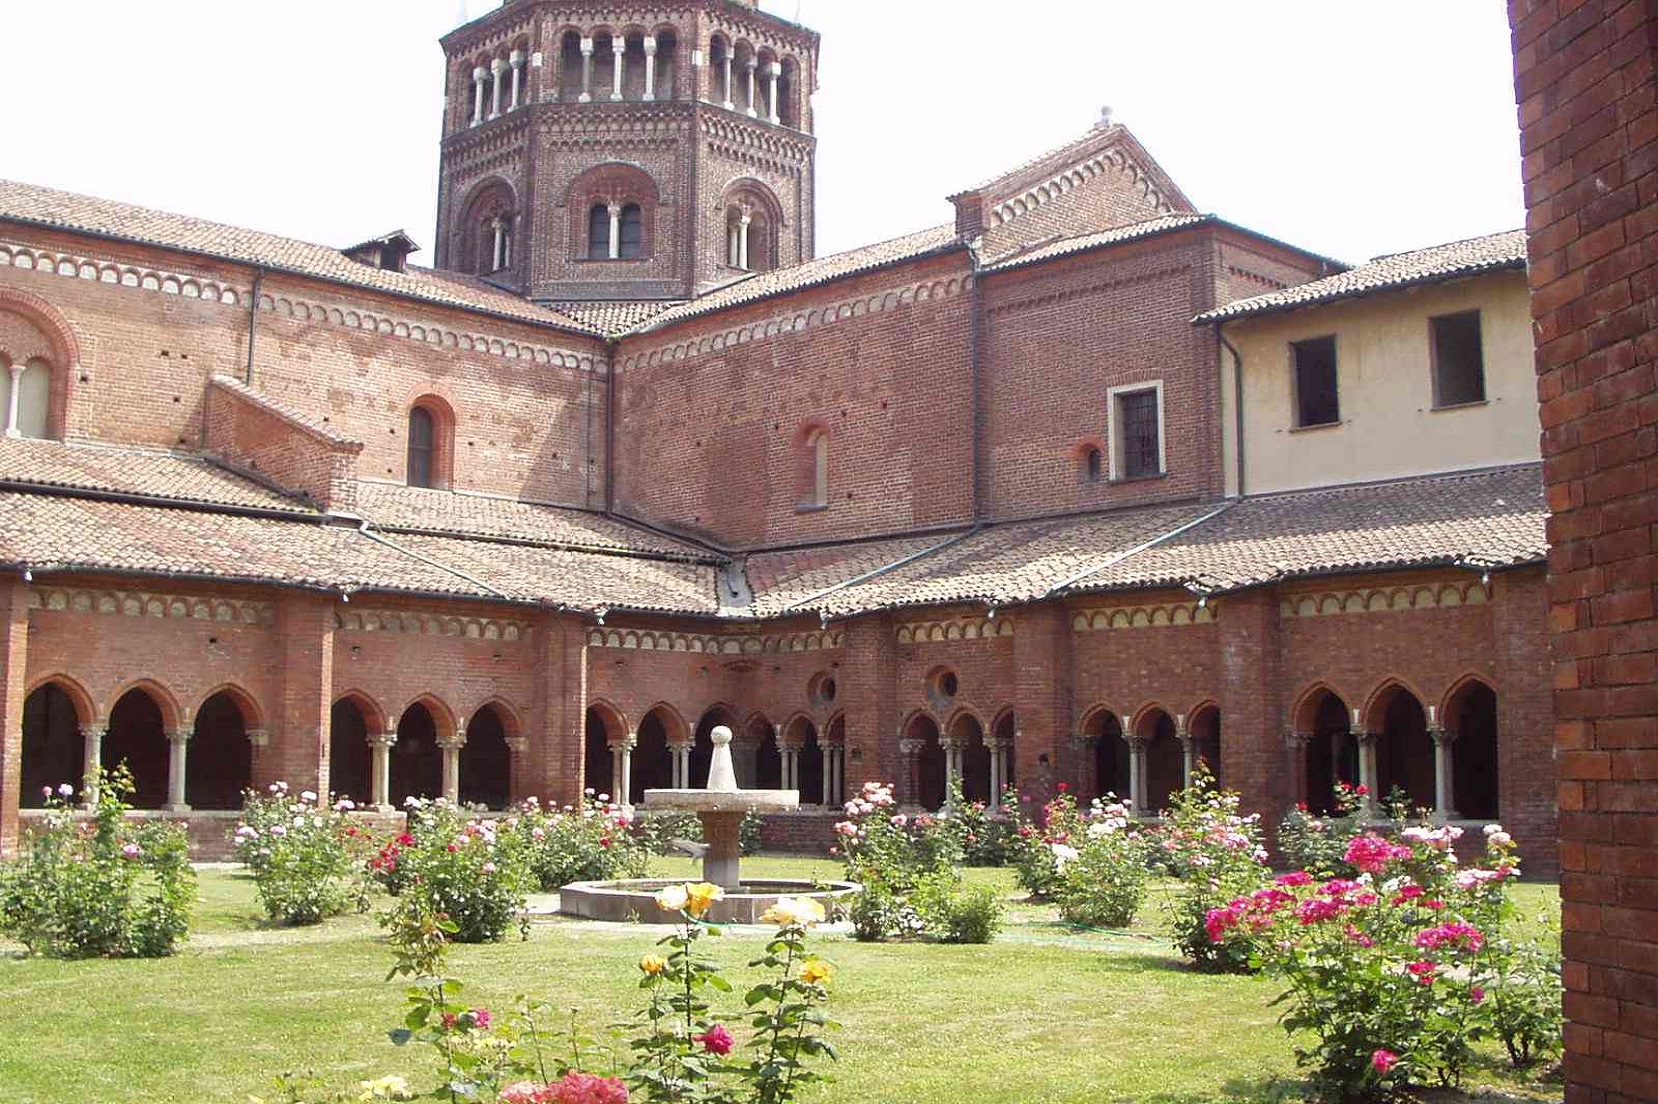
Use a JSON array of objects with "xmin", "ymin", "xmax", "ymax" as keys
[{"xmin": 1115, "ymin": 388, "xmax": 1162, "ymax": 479}]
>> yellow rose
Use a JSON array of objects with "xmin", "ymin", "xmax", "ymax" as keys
[
  {"xmin": 655, "ymin": 884, "xmax": 689, "ymax": 912},
  {"xmin": 800, "ymin": 959, "xmax": 833, "ymax": 985},
  {"xmin": 761, "ymin": 896, "xmax": 826, "ymax": 928},
  {"xmin": 640, "ymin": 953, "xmax": 668, "ymax": 975},
  {"xmin": 357, "ymin": 1075, "xmax": 413, "ymax": 1101},
  {"xmin": 685, "ymin": 881, "xmax": 725, "ymax": 918}
]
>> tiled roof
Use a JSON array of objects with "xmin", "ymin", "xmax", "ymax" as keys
[
  {"xmin": 808, "ymin": 505, "xmax": 1216, "ymax": 618},
  {"xmin": 984, "ymin": 214, "xmax": 1214, "ymax": 273},
  {"xmin": 0, "ymin": 437, "xmax": 315, "ymax": 514},
  {"xmin": 1195, "ymin": 229, "xmax": 1528, "ymax": 323},
  {"xmin": 384, "ymin": 533, "xmax": 721, "ymax": 616},
  {"xmin": 0, "ymin": 179, "xmax": 599, "ymax": 336},
  {"xmin": 1063, "ymin": 465, "xmax": 1546, "ymax": 595},
  {"xmin": 632, "ymin": 225, "xmax": 964, "ymax": 334},
  {"xmin": 350, "ymin": 483, "xmax": 718, "ymax": 560},
  {"xmin": 744, "ymin": 533, "xmax": 964, "ymax": 617},
  {"xmin": 548, "ymin": 300, "xmax": 685, "ymax": 336}
]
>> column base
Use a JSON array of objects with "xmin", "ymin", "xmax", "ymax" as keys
[{"xmin": 164, "ymin": 802, "xmax": 192, "ymax": 814}]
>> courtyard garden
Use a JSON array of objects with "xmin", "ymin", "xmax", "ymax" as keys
[{"xmin": 0, "ymin": 775, "xmax": 1564, "ymax": 1104}]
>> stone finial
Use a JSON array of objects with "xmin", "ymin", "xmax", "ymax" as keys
[
  {"xmin": 1095, "ymin": 105, "xmax": 1114, "ymax": 130},
  {"xmin": 706, "ymin": 725, "xmax": 739, "ymax": 792}
]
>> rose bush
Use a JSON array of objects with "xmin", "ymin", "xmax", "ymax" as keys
[
  {"xmin": 233, "ymin": 783, "xmax": 368, "ymax": 925},
  {"xmin": 387, "ymin": 798, "xmax": 534, "ymax": 943},
  {"xmin": 1207, "ymin": 820, "xmax": 1560, "ymax": 1098},
  {"xmin": 1054, "ymin": 796, "xmax": 1153, "ymax": 929},
  {"xmin": 507, "ymin": 793, "xmax": 649, "ymax": 892},
  {"xmin": 1158, "ymin": 764, "xmax": 1270, "ymax": 972},
  {"xmin": 1275, "ymin": 781, "xmax": 1365, "ymax": 879},
  {"xmin": 0, "ymin": 767, "xmax": 195, "ymax": 958}
]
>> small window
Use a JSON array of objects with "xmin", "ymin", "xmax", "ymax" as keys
[
  {"xmin": 1292, "ymin": 335, "xmax": 1340, "ymax": 428},
  {"xmin": 6, "ymin": 358, "xmax": 51, "ymax": 439},
  {"xmin": 1082, "ymin": 445, "xmax": 1103, "ymax": 483},
  {"xmin": 1431, "ymin": 311, "xmax": 1486, "ymax": 407},
  {"xmin": 797, "ymin": 428, "xmax": 829, "ymax": 509},
  {"xmin": 587, "ymin": 204, "xmax": 611, "ymax": 260},
  {"xmin": 618, "ymin": 204, "xmax": 643, "ymax": 259},
  {"xmin": 407, "ymin": 407, "xmax": 436, "ymax": 488},
  {"xmin": 1111, "ymin": 386, "xmax": 1163, "ymax": 480}
]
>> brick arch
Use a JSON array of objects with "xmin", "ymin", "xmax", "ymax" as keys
[
  {"xmin": 944, "ymin": 706, "xmax": 985, "ymax": 743},
  {"xmin": 1290, "ymin": 681, "xmax": 1352, "ymax": 734},
  {"xmin": 568, "ymin": 162, "xmax": 661, "ymax": 260},
  {"xmin": 1129, "ymin": 702, "xmax": 1174, "ymax": 739},
  {"xmin": 454, "ymin": 176, "xmax": 519, "ymax": 276},
  {"xmin": 397, "ymin": 694, "xmax": 457, "ymax": 742},
  {"xmin": 406, "ymin": 392, "xmax": 457, "ymax": 490},
  {"xmin": 105, "ymin": 678, "xmax": 185, "ymax": 731},
  {"xmin": 1439, "ymin": 673, "xmax": 1496, "ymax": 723},
  {"xmin": 1077, "ymin": 703, "xmax": 1120, "ymax": 736},
  {"xmin": 900, "ymin": 707, "xmax": 938, "ymax": 738},
  {"xmin": 780, "ymin": 711, "xmax": 815, "ymax": 748},
  {"xmin": 333, "ymin": 689, "xmax": 388, "ymax": 734},
  {"xmin": 465, "ymin": 697, "xmax": 523, "ymax": 741},
  {"xmin": 1185, "ymin": 698, "xmax": 1221, "ymax": 726},
  {"xmin": 1360, "ymin": 677, "xmax": 1429, "ymax": 733},
  {"xmin": 0, "ymin": 286, "xmax": 81, "ymax": 368},
  {"xmin": 195, "ymin": 683, "xmax": 264, "ymax": 731},
  {"xmin": 823, "ymin": 710, "xmax": 846, "ymax": 745},
  {"xmin": 642, "ymin": 701, "xmax": 689, "ymax": 745},
  {"xmin": 586, "ymin": 698, "xmax": 630, "ymax": 743},
  {"xmin": 25, "ymin": 673, "xmax": 96, "ymax": 727},
  {"xmin": 741, "ymin": 710, "xmax": 774, "ymax": 738}
]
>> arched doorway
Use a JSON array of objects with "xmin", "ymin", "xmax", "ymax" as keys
[
  {"xmin": 1447, "ymin": 681, "xmax": 1499, "ymax": 820},
  {"xmin": 460, "ymin": 705, "xmax": 511, "ymax": 809},
  {"xmin": 188, "ymin": 691, "xmax": 254, "ymax": 810},
  {"xmin": 907, "ymin": 713, "xmax": 946, "ymax": 810},
  {"xmin": 992, "ymin": 710, "xmax": 1016, "ymax": 799},
  {"xmin": 22, "ymin": 681, "xmax": 84, "ymax": 806},
  {"xmin": 632, "ymin": 707, "xmax": 677, "ymax": 805},
  {"xmin": 105, "ymin": 687, "xmax": 170, "ymax": 809},
  {"xmin": 951, "ymin": 712, "xmax": 989, "ymax": 805},
  {"xmin": 1083, "ymin": 710, "xmax": 1130, "ymax": 804},
  {"xmin": 1373, "ymin": 686, "xmax": 1433, "ymax": 812},
  {"xmin": 755, "ymin": 721, "xmax": 782, "ymax": 790},
  {"xmin": 329, "ymin": 698, "xmax": 374, "ymax": 804},
  {"xmin": 1189, "ymin": 705, "xmax": 1221, "ymax": 785},
  {"xmin": 1302, "ymin": 690, "xmax": 1356, "ymax": 815},
  {"xmin": 796, "ymin": 720, "xmax": 824, "ymax": 805},
  {"xmin": 1141, "ymin": 709, "xmax": 1184, "ymax": 814},
  {"xmin": 392, "ymin": 702, "xmax": 444, "ymax": 806},
  {"xmin": 584, "ymin": 705, "xmax": 620, "ymax": 798}
]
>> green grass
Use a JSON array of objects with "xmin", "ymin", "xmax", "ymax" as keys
[{"xmin": 0, "ymin": 859, "xmax": 1563, "ymax": 1104}]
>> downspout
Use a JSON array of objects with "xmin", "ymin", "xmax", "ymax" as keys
[
  {"xmin": 1219, "ymin": 328, "xmax": 1246, "ymax": 498},
  {"xmin": 604, "ymin": 344, "xmax": 617, "ymax": 512},
  {"xmin": 245, "ymin": 268, "xmax": 265, "ymax": 386},
  {"xmin": 968, "ymin": 249, "xmax": 984, "ymax": 522}
]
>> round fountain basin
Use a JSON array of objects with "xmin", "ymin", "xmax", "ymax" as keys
[
  {"xmin": 559, "ymin": 878, "xmax": 861, "ymax": 925},
  {"xmin": 641, "ymin": 788, "xmax": 800, "ymax": 813}
]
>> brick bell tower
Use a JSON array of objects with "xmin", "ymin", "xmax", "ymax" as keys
[{"xmin": 434, "ymin": 0, "xmax": 819, "ymax": 305}]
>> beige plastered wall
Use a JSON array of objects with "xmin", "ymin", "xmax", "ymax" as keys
[{"xmin": 1219, "ymin": 270, "xmax": 1538, "ymax": 496}]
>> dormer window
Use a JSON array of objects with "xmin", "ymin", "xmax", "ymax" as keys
[{"xmin": 342, "ymin": 231, "xmax": 420, "ymax": 274}]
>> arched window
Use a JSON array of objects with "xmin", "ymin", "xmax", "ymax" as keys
[
  {"xmin": 797, "ymin": 427, "xmax": 828, "ymax": 509},
  {"xmin": 618, "ymin": 204, "xmax": 644, "ymax": 259},
  {"xmin": 1083, "ymin": 445, "xmax": 1103, "ymax": 483},
  {"xmin": 588, "ymin": 204, "xmax": 612, "ymax": 260},
  {"xmin": 407, "ymin": 406, "xmax": 436, "ymax": 488},
  {"xmin": 5, "ymin": 357, "xmax": 52, "ymax": 439},
  {"xmin": 726, "ymin": 207, "xmax": 772, "ymax": 271}
]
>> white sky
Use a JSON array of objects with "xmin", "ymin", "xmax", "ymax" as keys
[{"xmin": 1, "ymin": 1, "xmax": 1523, "ymax": 267}]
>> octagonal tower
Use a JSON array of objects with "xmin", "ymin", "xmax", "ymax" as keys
[{"xmin": 434, "ymin": 0, "xmax": 819, "ymax": 305}]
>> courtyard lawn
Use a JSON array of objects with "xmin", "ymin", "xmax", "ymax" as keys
[{"xmin": 0, "ymin": 859, "xmax": 1562, "ymax": 1104}]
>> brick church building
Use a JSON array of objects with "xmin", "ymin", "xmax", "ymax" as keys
[{"xmin": 0, "ymin": 0, "xmax": 1555, "ymax": 867}]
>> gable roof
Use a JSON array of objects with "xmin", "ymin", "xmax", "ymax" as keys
[
  {"xmin": 0, "ymin": 179, "xmax": 600, "ymax": 337},
  {"xmin": 1195, "ymin": 229, "xmax": 1527, "ymax": 323}
]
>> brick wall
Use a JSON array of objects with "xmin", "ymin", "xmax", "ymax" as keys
[
  {"xmin": 205, "ymin": 376, "xmax": 363, "ymax": 510},
  {"xmin": 1509, "ymin": 2, "xmax": 1658, "ymax": 1100}
]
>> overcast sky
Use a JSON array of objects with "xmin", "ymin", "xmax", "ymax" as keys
[{"xmin": 1, "ymin": 1, "xmax": 1523, "ymax": 266}]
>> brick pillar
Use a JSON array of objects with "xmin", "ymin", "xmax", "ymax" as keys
[
  {"xmin": 0, "ymin": 577, "xmax": 28, "ymax": 854},
  {"xmin": 1012, "ymin": 603, "xmax": 1071, "ymax": 806},
  {"xmin": 1218, "ymin": 588, "xmax": 1282, "ymax": 816},
  {"xmin": 533, "ymin": 612, "xmax": 587, "ymax": 805},
  {"xmin": 841, "ymin": 613, "xmax": 896, "ymax": 792},
  {"xmin": 1491, "ymin": 568, "xmax": 1557, "ymax": 874},
  {"xmin": 1510, "ymin": 3, "xmax": 1658, "ymax": 1099},
  {"xmin": 269, "ymin": 591, "xmax": 335, "ymax": 794}
]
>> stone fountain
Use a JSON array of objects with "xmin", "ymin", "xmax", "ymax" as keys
[{"xmin": 558, "ymin": 725, "xmax": 859, "ymax": 924}]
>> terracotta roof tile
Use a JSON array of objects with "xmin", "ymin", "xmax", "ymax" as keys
[
  {"xmin": 633, "ymin": 225, "xmax": 963, "ymax": 334},
  {"xmin": 744, "ymin": 534, "xmax": 961, "ymax": 617},
  {"xmin": 1196, "ymin": 230, "xmax": 1527, "ymax": 323},
  {"xmin": 0, "ymin": 437, "xmax": 315, "ymax": 513},
  {"xmin": 0, "ymin": 179, "xmax": 598, "ymax": 336},
  {"xmin": 350, "ymin": 483, "xmax": 716, "ymax": 560},
  {"xmin": 548, "ymin": 300, "xmax": 685, "ymax": 336},
  {"xmin": 984, "ymin": 214, "xmax": 1214, "ymax": 273},
  {"xmin": 1064, "ymin": 465, "xmax": 1546, "ymax": 595}
]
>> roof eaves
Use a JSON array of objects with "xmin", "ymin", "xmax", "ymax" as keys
[{"xmin": 1192, "ymin": 253, "xmax": 1525, "ymax": 325}]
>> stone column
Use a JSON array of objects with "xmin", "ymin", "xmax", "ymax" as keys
[
  {"xmin": 642, "ymin": 37, "xmax": 657, "ymax": 101},
  {"xmin": 737, "ymin": 210, "xmax": 752, "ymax": 270},
  {"xmin": 490, "ymin": 218, "xmax": 506, "ymax": 271},
  {"xmin": 503, "ymin": 736, "xmax": 529, "ymax": 806},
  {"xmin": 765, "ymin": 61, "xmax": 781, "ymax": 123},
  {"xmin": 607, "ymin": 203, "xmax": 622, "ymax": 260},
  {"xmin": 439, "ymin": 737, "xmax": 462, "ymax": 804},
  {"xmin": 370, "ymin": 732, "xmax": 396, "ymax": 812},
  {"xmin": 721, "ymin": 50, "xmax": 734, "ymax": 109},
  {"xmin": 832, "ymin": 747, "xmax": 844, "ymax": 805},
  {"xmin": 1283, "ymin": 730, "xmax": 1311, "ymax": 810},
  {"xmin": 579, "ymin": 37, "xmax": 594, "ymax": 103},
  {"xmin": 1355, "ymin": 727, "xmax": 1379, "ymax": 819},
  {"xmin": 820, "ymin": 745, "xmax": 832, "ymax": 805},
  {"xmin": 509, "ymin": 50, "xmax": 524, "ymax": 109},
  {"xmin": 490, "ymin": 57, "xmax": 506, "ymax": 118},
  {"xmin": 164, "ymin": 729, "xmax": 190, "ymax": 812},
  {"xmin": 941, "ymin": 739, "xmax": 962, "ymax": 808},
  {"xmin": 609, "ymin": 736, "xmax": 635, "ymax": 806},
  {"xmin": 744, "ymin": 55, "xmax": 758, "ymax": 117},
  {"xmin": 898, "ymin": 737, "xmax": 923, "ymax": 808},
  {"xmin": 4, "ymin": 363, "xmax": 22, "ymax": 436},
  {"xmin": 1431, "ymin": 726, "xmax": 1459, "ymax": 821},
  {"xmin": 611, "ymin": 39, "xmax": 626, "ymax": 101},
  {"xmin": 1126, "ymin": 730, "xmax": 1148, "ymax": 815},
  {"xmin": 1177, "ymin": 716, "xmax": 1195, "ymax": 787},
  {"xmin": 472, "ymin": 66, "xmax": 487, "ymax": 124},
  {"xmin": 80, "ymin": 725, "xmax": 105, "ymax": 809}
]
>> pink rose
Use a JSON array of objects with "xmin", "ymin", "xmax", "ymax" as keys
[
  {"xmin": 694, "ymin": 1023, "xmax": 734, "ymax": 1055},
  {"xmin": 1372, "ymin": 1049, "xmax": 1398, "ymax": 1073}
]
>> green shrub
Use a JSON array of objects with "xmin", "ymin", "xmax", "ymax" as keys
[
  {"xmin": 233, "ymin": 783, "xmax": 364, "ymax": 925},
  {"xmin": 1055, "ymin": 797, "xmax": 1151, "ymax": 929},
  {"xmin": 915, "ymin": 873, "xmax": 1003, "ymax": 944},
  {"xmin": 506, "ymin": 793, "xmax": 648, "ymax": 891},
  {"xmin": 395, "ymin": 799, "xmax": 533, "ymax": 943},
  {"xmin": 1159, "ymin": 764, "xmax": 1269, "ymax": 972},
  {"xmin": 0, "ymin": 766, "xmax": 195, "ymax": 958}
]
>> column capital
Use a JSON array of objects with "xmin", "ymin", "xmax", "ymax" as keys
[
  {"xmin": 7, "ymin": 362, "xmax": 22, "ymax": 380},
  {"xmin": 491, "ymin": 57, "xmax": 508, "ymax": 73},
  {"xmin": 744, "ymin": 54, "xmax": 759, "ymax": 70},
  {"xmin": 767, "ymin": 60, "xmax": 783, "ymax": 77},
  {"xmin": 606, "ymin": 736, "xmax": 638, "ymax": 752},
  {"xmin": 1125, "ymin": 732, "xmax": 1150, "ymax": 749},
  {"xmin": 643, "ymin": 38, "xmax": 659, "ymax": 55},
  {"xmin": 80, "ymin": 724, "xmax": 108, "ymax": 739},
  {"xmin": 509, "ymin": 49, "xmax": 525, "ymax": 64},
  {"xmin": 436, "ymin": 735, "xmax": 466, "ymax": 750},
  {"xmin": 1069, "ymin": 732, "xmax": 1099, "ymax": 751},
  {"xmin": 580, "ymin": 37, "xmax": 594, "ymax": 54},
  {"xmin": 1283, "ymin": 728, "xmax": 1311, "ymax": 750},
  {"xmin": 473, "ymin": 66, "xmax": 488, "ymax": 79},
  {"xmin": 369, "ymin": 731, "xmax": 398, "ymax": 749},
  {"xmin": 246, "ymin": 728, "xmax": 269, "ymax": 748},
  {"xmin": 166, "ymin": 728, "xmax": 190, "ymax": 745},
  {"xmin": 608, "ymin": 201, "xmax": 624, "ymax": 216},
  {"xmin": 1353, "ymin": 729, "xmax": 1379, "ymax": 747},
  {"xmin": 898, "ymin": 738, "xmax": 925, "ymax": 756},
  {"xmin": 1429, "ymin": 725, "xmax": 1457, "ymax": 746}
]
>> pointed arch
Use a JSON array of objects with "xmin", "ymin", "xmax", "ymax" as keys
[
  {"xmin": 104, "ymin": 682, "xmax": 176, "ymax": 809},
  {"xmin": 190, "ymin": 687, "xmax": 257, "ymax": 809},
  {"xmin": 196, "ymin": 683, "xmax": 264, "ymax": 731},
  {"xmin": 1442, "ymin": 674, "xmax": 1499, "ymax": 820},
  {"xmin": 1129, "ymin": 702, "xmax": 1174, "ymax": 740},
  {"xmin": 1077, "ymin": 703, "xmax": 1120, "ymax": 737},
  {"xmin": 460, "ymin": 700, "xmax": 514, "ymax": 809},
  {"xmin": 1291, "ymin": 681, "xmax": 1352, "ymax": 735},
  {"xmin": 780, "ymin": 712, "xmax": 815, "ymax": 747},
  {"xmin": 1365, "ymin": 680, "xmax": 1433, "ymax": 811},
  {"xmin": 1361, "ymin": 678, "xmax": 1428, "ymax": 733},
  {"xmin": 1439, "ymin": 673, "xmax": 1496, "ymax": 723},
  {"xmin": 21, "ymin": 677, "xmax": 92, "ymax": 807},
  {"xmin": 1187, "ymin": 700, "xmax": 1222, "ymax": 784},
  {"xmin": 823, "ymin": 710, "xmax": 846, "ymax": 745},
  {"xmin": 333, "ymin": 689, "xmax": 388, "ymax": 735},
  {"xmin": 466, "ymin": 696, "xmax": 523, "ymax": 741},
  {"xmin": 641, "ymin": 701, "xmax": 689, "ymax": 745},
  {"xmin": 586, "ymin": 699, "xmax": 630, "ymax": 743},
  {"xmin": 399, "ymin": 693, "xmax": 458, "ymax": 743},
  {"xmin": 105, "ymin": 677, "xmax": 184, "ymax": 732},
  {"xmin": 25, "ymin": 673, "xmax": 95, "ymax": 728}
]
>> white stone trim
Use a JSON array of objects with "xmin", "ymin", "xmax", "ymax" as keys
[
  {"xmin": 586, "ymin": 627, "xmax": 843, "ymax": 653},
  {"xmin": 0, "ymin": 239, "xmax": 602, "ymax": 375},
  {"xmin": 27, "ymin": 586, "xmax": 275, "ymax": 625},
  {"xmin": 336, "ymin": 610, "xmax": 531, "ymax": 641},
  {"xmin": 1071, "ymin": 601, "xmax": 1218, "ymax": 632},
  {"xmin": 895, "ymin": 615, "xmax": 1013, "ymax": 644},
  {"xmin": 1106, "ymin": 379, "xmax": 1166, "ymax": 481},
  {"xmin": 620, "ymin": 274, "xmax": 973, "ymax": 373},
  {"xmin": 1278, "ymin": 581, "xmax": 1490, "ymax": 620}
]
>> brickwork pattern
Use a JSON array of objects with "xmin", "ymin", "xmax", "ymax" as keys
[{"xmin": 1510, "ymin": 2, "xmax": 1658, "ymax": 1100}]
